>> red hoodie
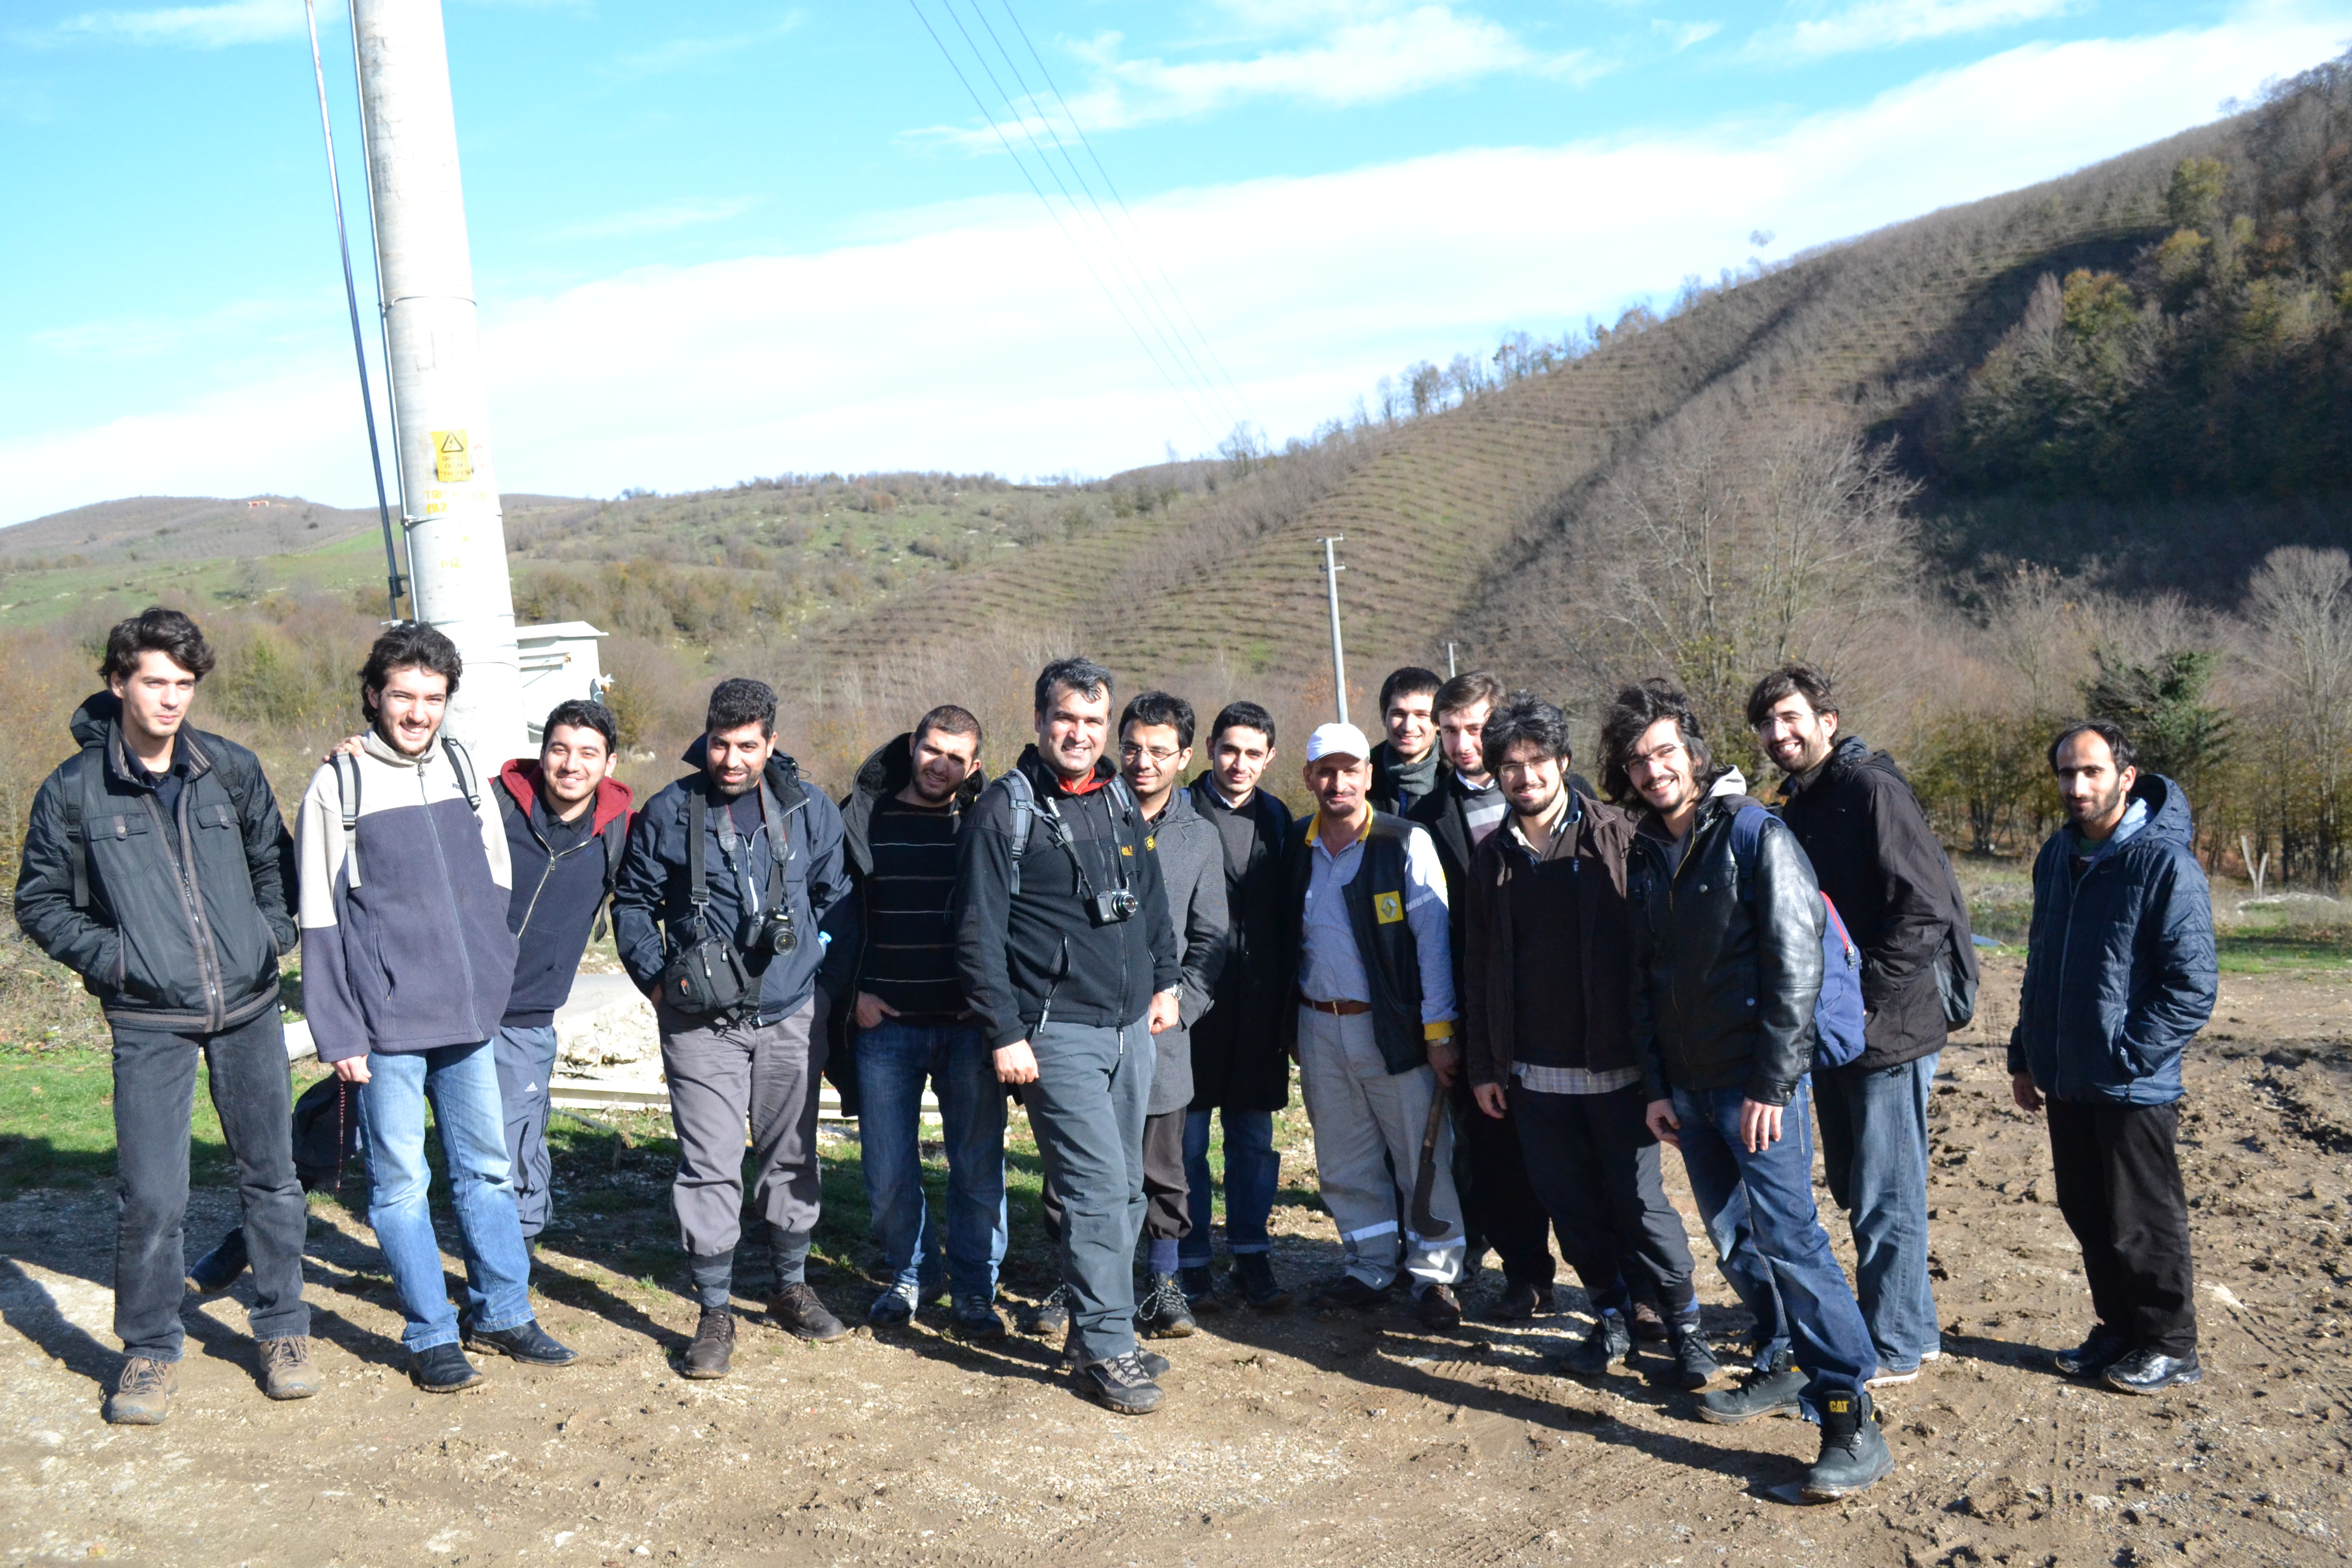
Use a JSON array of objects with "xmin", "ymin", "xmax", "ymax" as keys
[{"xmin": 495, "ymin": 758, "xmax": 635, "ymax": 1027}]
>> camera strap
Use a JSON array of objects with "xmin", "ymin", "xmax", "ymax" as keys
[
  {"xmin": 703, "ymin": 781, "xmax": 788, "ymax": 922},
  {"xmin": 1035, "ymin": 786, "xmax": 1132, "ymax": 899}
]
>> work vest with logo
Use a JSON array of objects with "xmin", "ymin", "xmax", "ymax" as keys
[{"xmin": 1281, "ymin": 812, "xmax": 1426, "ymax": 1076}]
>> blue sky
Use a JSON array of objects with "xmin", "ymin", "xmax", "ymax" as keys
[{"xmin": 3, "ymin": 0, "xmax": 2349, "ymax": 522}]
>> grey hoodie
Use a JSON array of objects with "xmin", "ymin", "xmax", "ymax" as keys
[{"xmin": 1143, "ymin": 786, "xmax": 1230, "ymax": 1115}]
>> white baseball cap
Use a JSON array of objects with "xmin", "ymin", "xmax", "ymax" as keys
[{"xmin": 1305, "ymin": 722, "xmax": 1374, "ymax": 763}]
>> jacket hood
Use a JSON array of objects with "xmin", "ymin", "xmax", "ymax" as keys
[
  {"xmin": 498, "ymin": 756, "xmax": 634, "ymax": 835},
  {"xmin": 68, "ymin": 690, "xmax": 119, "ymax": 749},
  {"xmin": 2081, "ymin": 773, "xmax": 2193, "ymax": 854},
  {"xmin": 849, "ymin": 732, "xmax": 986, "ymax": 811}
]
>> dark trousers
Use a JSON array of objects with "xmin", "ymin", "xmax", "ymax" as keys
[
  {"xmin": 2047, "ymin": 1098, "xmax": 2198, "ymax": 1355},
  {"xmin": 1043, "ymin": 1108, "xmax": 1189, "ymax": 1244},
  {"xmin": 1515, "ymin": 1083, "xmax": 1696, "ymax": 1315},
  {"xmin": 1450, "ymin": 1076, "xmax": 1556, "ymax": 1288},
  {"xmin": 111, "ymin": 1009, "xmax": 309, "ymax": 1361}
]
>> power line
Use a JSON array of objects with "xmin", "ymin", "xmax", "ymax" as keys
[
  {"xmin": 993, "ymin": 0, "xmax": 1256, "ymax": 426},
  {"xmin": 959, "ymin": 0, "xmax": 1246, "ymax": 434},
  {"xmin": 904, "ymin": 0, "xmax": 1222, "ymax": 442},
  {"xmin": 929, "ymin": 0, "xmax": 1235, "ymax": 434}
]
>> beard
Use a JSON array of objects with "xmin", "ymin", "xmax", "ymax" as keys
[
  {"xmin": 2065, "ymin": 776, "xmax": 2129, "ymax": 828},
  {"xmin": 909, "ymin": 772, "xmax": 959, "ymax": 806},
  {"xmin": 714, "ymin": 770, "xmax": 759, "ymax": 798}
]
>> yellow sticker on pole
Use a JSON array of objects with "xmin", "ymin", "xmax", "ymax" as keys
[{"xmin": 431, "ymin": 429, "xmax": 471, "ymax": 483}]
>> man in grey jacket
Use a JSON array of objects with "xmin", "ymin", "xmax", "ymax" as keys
[{"xmin": 1120, "ymin": 693, "xmax": 1229, "ymax": 1338}]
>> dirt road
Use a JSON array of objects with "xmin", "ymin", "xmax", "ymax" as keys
[{"xmin": 5, "ymin": 959, "xmax": 2350, "ymax": 1566}]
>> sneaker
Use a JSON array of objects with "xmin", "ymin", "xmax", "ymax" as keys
[
  {"xmin": 462, "ymin": 1320, "xmax": 579, "ymax": 1367},
  {"xmin": 1137, "ymin": 1272, "xmax": 1198, "ymax": 1339},
  {"xmin": 1697, "ymin": 1351, "xmax": 1806, "ymax": 1425},
  {"xmin": 1031, "ymin": 1283, "xmax": 1074, "ymax": 1337},
  {"xmin": 1553, "ymin": 1311, "xmax": 1632, "ymax": 1378},
  {"xmin": 409, "ymin": 1343, "xmax": 486, "ymax": 1393},
  {"xmin": 257, "ymin": 1335, "xmax": 321, "ymax": 1401},
  {"xmin": 867, "ymin": 1282, "xmax": 918, "ymax": 1328},
  {"xmin": 1076, "ymin": 1351, "xmax": 1164, "ymax": 1415},
  {"xmin": 2054, "ymin": 1324, "xmax": 2133, "ymax": 1378},
  {"xmin": 186, "ymin": 1229, "xmax": 249, "ymax": 1296},
  {"xmin": 1308, "ymin": 1275, "xmax": 1389, "ymax": 1312},
  {"xmin": 1417, "ymin": 1283, "xmax": 1464, "ymax": 1330},
  {"xmin": 1232, "ymin": 1253, "xmax": 1292, "ymax": 1313},
  {"xmin": 680, "ymin": 1307, "xmax": 734, "ymax": 1379},
  {"xmin": 104, "ymin": 1356, "xmax": 179, "ymax": 1425},
  {"xmin": 1488, "ymin": 1280, "xmax": 1544, "ymax": 1322},
  {"xmin": 1061, "ymin": 1324, "xmax": 1169, "ymax": 1375},
  {"xmin": 1802, "ymin": 1387, "xmax": 1893, "ymax": 1501},
  {"xmin": 1667, "ymin": 1318, "xmax": 1722, "ymax": 1392},
  {"xmin": 1177, "ymin": 1263, "xmax": 1222, "ymax": 1313},
  {"xmin": 1866, "ymin": 1362, "xmax": 1922, "ymax": 1388},
  {"xmin": 949, "ymin": 1294, "xmax": 1008, "ymax": 1342},
  {"xmin": 2103, "ymin": 1347, "xmax": 2203, "ymax": 1395},
  {"xmin": 1629, "ymin": 1299, "xmax": 1670, "ymax": 1343},
  {"xmin": 768, "ymin": 1283, "xmax": 850, "ymax": 1342}
]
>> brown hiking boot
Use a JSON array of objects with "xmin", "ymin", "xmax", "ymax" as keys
[
  {"xmin": 681, "ymin": 1307, "xmax": 736, "ymax": 1379},
  {"xmin": 258, "ymin": 1336, "xmax": 321, "ymax": 1401},
  {"xmin": 105, "ymin": 1357, "xmax": 179, "ymax": 1425},
  {"xmin": 767, "ymin": 1283, "xmax": 849, "ymax": 1342}
]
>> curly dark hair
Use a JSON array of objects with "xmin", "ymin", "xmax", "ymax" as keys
[
  {"xmin": 1480, "ymin": 692, "xmax": 1572, "ymax": 775},
  {"xmin": 360, "ymin": 622, "xmax": 462, "ymax": 720},
  {"xmin": 542, "ymin": 698, "xmax": 617, "ymax": 752},
  {"xmin": 1597, "ymin": 678, "xmax": 1713, "ymax": 806},
  {"xmin": 706, "ymin": 677, "xmax": 777, "ymax": 737},
  {"xmin": 101, "ymin": 607, "xmax": 216, "ymax": 684},
  {"xmin": 1744, "ymin": 662, "xmax": 1838, "ymax": 730}
]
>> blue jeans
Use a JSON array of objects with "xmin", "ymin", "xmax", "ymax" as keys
[
  {"xmin": 1672, "ymin": 1080, "xmax": 1873, "ymax": 1417},
  {"xmin": 357, "ymin": 1042, "xmax": 535, "ymax": 1354},
  {"xmin": 1179, "ymin": 1109, "xmax": 1278, "ymax": 1268},
  {"xmin": 856, "ymin": 1020, "xmax": 1007, "ymax": 1302},
  {"xmin": 1814, "ymin": 1052, "xmax": 1942, "ymax": 1370}
]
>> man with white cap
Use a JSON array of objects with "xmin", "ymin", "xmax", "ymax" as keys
[{"xmin": 1278, "ymin": 721, "xmax": 1467, "ymax": 1328}]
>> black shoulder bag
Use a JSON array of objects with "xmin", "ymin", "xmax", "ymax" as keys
[{"xmin": 659, "ymin": 787, "xmax": 784, "ymax": 1021}]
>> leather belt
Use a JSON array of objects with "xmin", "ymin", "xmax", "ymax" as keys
[{"xmin": 1301, "ymin": 996, "xmax": 1373, "ymax": 1016}]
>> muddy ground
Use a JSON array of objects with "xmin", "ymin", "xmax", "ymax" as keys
[{"xmin": 5, "ymin": 955, "xmax": 2351, "ymax": 1567}]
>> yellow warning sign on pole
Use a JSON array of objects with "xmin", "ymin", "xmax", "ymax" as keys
[{"xmin": 431, "ymin": 429, "xmax": 471, "ymax": 483}]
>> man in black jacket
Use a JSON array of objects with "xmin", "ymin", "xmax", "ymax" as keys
[
  {"xmin": 1181, "ymin": 703, "xmax": 1295, "ymax": 1312},
  {"xmin": 952, "ymin": 657, "xmax": 1183, "ymax": 1414},
  {"xmin": 1751, "ymin": 664, "xmax": 1966, "ymax": 1386},
  {"xmin": 14, "ymin": 609, "xmax": 312, "ymax": 1424},
  {"xmin": 1367, "ymin": 666, "xmax": 1442, "ymax": 816},
  {"xmin": 1608, "ymin": 679, "xmax": 1890, "ymax": 1502},
  {"xmin": 815, "ymin": 706, "xmax": 1007, "ymax": 1341},
  {"xmin": 612, "ymin": 678, "xmax": 853, "ymax": 1378},
  {"xmin": 1409, "ymin": 671, "xmax": 1558, "ymax": 1319}
]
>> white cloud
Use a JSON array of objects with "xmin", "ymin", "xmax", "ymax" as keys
[
  {"xmin": 1772, "ymin": 0, "xmax": 2081, "ymax": 59},
  {"xmin": 1658, "ymin": 19, "xmax": 1724, "ymax": 51},
  {"xmin": 557, "ymin": 197, "xmax": 763, "ymax": 240},
  {"xmin": 7, "ymin": 14, "xmax": 2351, "ymax": 521},
  {"xmin": 34, "ymin": 0, "xmax": 310, "ymax": 48},
  {"xmin": 909, "ymin": 3, "xmax": 1585, "ymax": 149}
]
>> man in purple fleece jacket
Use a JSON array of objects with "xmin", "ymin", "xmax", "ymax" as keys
[{"xmin": 297, "ymin": 623, "xmax": 578, "ymax": 1394}]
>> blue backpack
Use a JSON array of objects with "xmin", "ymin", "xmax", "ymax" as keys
[{"xmin": 1727, "ymin": 804, "xmax": 1868, "ymax": 1071}]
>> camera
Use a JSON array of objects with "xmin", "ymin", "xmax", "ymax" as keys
[
  {"xmin": 1089, "ymin": 888, "xmax": 1141, "ymax": 927},
  {"xmin": 749, "ymin": 903, "xmax": 798, "ymax": 957}
]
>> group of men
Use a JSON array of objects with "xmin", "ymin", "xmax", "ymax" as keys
[{"xmin": 14, "ymin": 610, "xmax": 2217, "ymax": 1508}]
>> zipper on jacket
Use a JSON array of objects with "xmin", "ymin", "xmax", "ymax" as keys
[
  {"xmin": 418, "ymin": 757, "xmax": 483, "ymax": 1037},
  {"xmin": 514, "ymin": 809, "xmax": 598, "ymax": 938},
  {"xmin": 143, "ymin": 783, "xmax": 227, "ymax": 1032}
]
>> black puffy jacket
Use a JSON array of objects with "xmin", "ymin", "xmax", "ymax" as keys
[
  {"xmin": 1627, "ymin": 791, "xmax": 1826, "ymax": 1107},
  {"xmin": 14, "ymin": 693, "xmax": 297, "ymax": 1033}
]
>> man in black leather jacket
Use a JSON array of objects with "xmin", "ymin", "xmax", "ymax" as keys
[{"xmin": 1606, "ymin": 679, "xmax": 1890, "ymax": 1503}]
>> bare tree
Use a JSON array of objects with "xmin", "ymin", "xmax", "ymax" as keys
[{"xmin": 2245, "ymin": 546, "xmax": 2352, "ymax": 886}]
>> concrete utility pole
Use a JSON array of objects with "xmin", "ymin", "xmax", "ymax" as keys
[
  {"xmin": 1318, "ymin": 536, "xmax": 1350, "ymax": 726},
  {"xmin": 350, "ymin": 0, "xmax": 528, "ymax": 761}
]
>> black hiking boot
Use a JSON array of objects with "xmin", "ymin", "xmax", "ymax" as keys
[
  {"xmin": 1417, "ymin": 1283, "xmax": 1465, "ymax": 1330},
  {"xmin": 409, "ymin": 1343, "xmax": 486, "ymax": 1393},
  {"xmin": 1061, "ymin": 1322, "xmax": 1169, "ymax": 1376},
  {"xmin": 949, "ymin": 1294, "xmax": 1008, "ymax": 1341},
  {"xmin": 462, "ymin": 1320, "xmax": 578, "ymax": 1367},
  {"xmin": 186, "ymin": 1228, "xmax": 249, "ymax": 1296},
  {"xmin": 1137, "ymin": 1272, "xmax": 1198, "ymax": 1339},
  {"xmin": 767, "ymin": 1283, "xmax": 849, "ymax": 1342},
  {"xmin": 1076, "ymin": 1351, "xmax": 1165, "ymax": 1414},
  {"xmin": 2054, "ymin": 1324, "xmax": 2133, "ymax": 1378},
  {"xmin": 1031, "ymin": 1283, "xmax": 1073, "ymax": 1337},
  {"xmin": 1177, "ymin": 1264, "xmax": 1222, "ymax": 1313},
  {"xmin": 1697, "ymin": 1350, "xmax": 1805, "ymax": 1425},
  {"xmin": 2104, "ymin": 1347, "xmax": 2203, "ymax": 1395},
  {"xmin": 1668, "ymin": 1317, "xmax": 1722, "ymax": 1392},
  {"xmin": 1554, "ymin": 1311, "xmax": 1633, "ymax": 1378},
  {"xmin": 1233, "ymin": 1253, "xmax": 1291, "ymax": 1312},
  {"xmin": 1488, "ymin": 1280, "xmax": 1544, "ymax": 1322},
  {"xmin": 680, "ymin": 1307, "xmax": 734, "ymax": 1379},
  {"xmin": 1802, "ymin": 1387, "xmax": 1893, "ymax": 1501}
]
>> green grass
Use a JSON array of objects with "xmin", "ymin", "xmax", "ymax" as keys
[
  {"xmin": 0, "ymin": 533, "xmax": 383, "ymax": 630},
  {"xmin": 2215, "ymin": 928, "xmax": 2352, "ymax": 973},
  {"xmin": 0, "ymin": 1046, "xmax": 337, "ymax": 1194}
]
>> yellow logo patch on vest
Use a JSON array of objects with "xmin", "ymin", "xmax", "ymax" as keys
[
  {"xmin": 1374, "ymin": 891, "xmax": 1404, "ymax": 924},
  {"xmin": 1143, "ymin": 836, "xmax": 1155, "ymax": 851}
]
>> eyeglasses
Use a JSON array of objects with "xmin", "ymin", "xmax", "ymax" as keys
[{"xmin": 1120, "ymin": 743, "xmax": 1183, "ymax": 764}]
